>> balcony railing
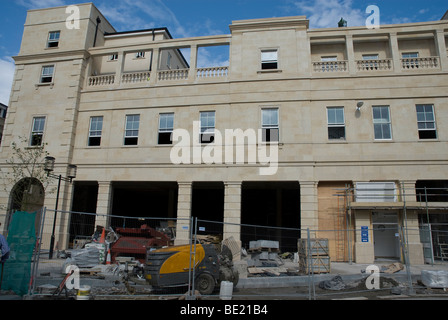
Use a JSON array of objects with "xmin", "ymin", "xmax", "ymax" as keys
[
  {"xmin": 197, "ymin": 66, "xmax": 229, "ymax": 78},
  {"xmin": 401, "ymin": 57, "xmax": 440, "ymax": 70},
  {"xmin": 87, "ymin": 74, "xmax": 115, "ymax": 87},
  {"xmin": 121, "ymin": 71, "xmax": 151, "ymax": 84},
  {"xmin": 158, "ymin": 69, "xmax": 189, "ymax": 81},
  {"xmin": 356, "ymin": 59, "xmax": 393, "ymax": 71},
  {"xmin": 312, "ymin": 61, "xmax": 348, "ymax": 73}
]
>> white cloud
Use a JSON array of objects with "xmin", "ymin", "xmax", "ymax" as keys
[
  {"xmin": 15, "ymin": 0, "xmax": 67, "ymax": 9},
  {"xmin": 0, "ymin": 57, "xmax": 16, "ymax": 106},
  {"xmin": 97, "ymin": 0, "xmax": 222, "ymax": 38},
  {"xmin": 290, "ymin": 0, "xmax": 366, "ymax": 28}
]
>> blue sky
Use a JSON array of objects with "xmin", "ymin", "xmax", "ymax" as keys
[{"xmin": 0, "ymin": 0, "xmax": 447, "ymax": 105}]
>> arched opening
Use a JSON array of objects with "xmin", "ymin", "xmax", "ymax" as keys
[{"xmin": 7, "ymin": 177, "xmax": 45, "ymax": 231}]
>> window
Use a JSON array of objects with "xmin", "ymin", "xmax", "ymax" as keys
[
  {"xmin": 124, "ymin": 115, "xmax": 140, "ymax": 145},
  {"xmin": 402, "ymin": 52, "xmax": 419, "ymax": 69},
  {"xmin": 109, "ymin": 54, "xmax": 118, "ymax": 61},
  {"xmin": 373, "ymin": 106, "xmax": 392, "ymax": 140},
  {"xmin": 362, "ymin": 54, "xmax": 379, "ymax": 70},
  {"xmin": 327, "ymin": 107, "xmax": 345, "ymax": 140},
  {"xmin": 135, "ymin": 52, "xmax": 145, "ymax": 59},
  {"xmin": 261, "ymin": 50, "xmax": 278, "ymax": 70},
  {"xmin": 200, "ymin": 111, "xmax": 215, "ymax": 144},
  {"xmin": 261, "ymin": 108, "xmax": 279, "ymax": 142},
  {"xmin": 158, "ymin": 113, "xmax": 174, "ymax": 145},
  {"xmin": 416, "ymin": 105, "xmax": 437, "ymax": 139},
  {"xmin": 88, "ymin": 116, "xmax": 103, "ymax": 146},
  {"xmin": 321, "ymin": 56, "xmax": 338, "ymax": 72},
  {"xmin": 167, "ymin": 52, "xmax": 172, "ymax": 68},
  {"xmin": 30, "ymin": 117, "xmax": 46, "ymax": 146},
  {"xmin": 40, "ymin": 65, "xmax": 54, "ymax": 83},
  {"xmin": 47, "ymin": 31, "xmax": 60, "ymax": 48}
]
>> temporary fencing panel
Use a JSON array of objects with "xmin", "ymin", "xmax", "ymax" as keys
[{"xmin": 1, "ymin": 211, "xmax": 37, "ymax": 296}]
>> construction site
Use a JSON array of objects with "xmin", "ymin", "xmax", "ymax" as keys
[{"xmin": 1, "ymin": 184, "xmax": 448, "ymax": 301}]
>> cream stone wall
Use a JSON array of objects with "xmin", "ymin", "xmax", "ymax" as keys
[{"xmin": 1, "ymin": 3, "xmax": 447, "ymax": 262}]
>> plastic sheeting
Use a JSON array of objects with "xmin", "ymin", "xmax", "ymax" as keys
[
  {"xmin": 421, "ymin": 270, "xmax": 448, "ymax": 288},
  {"xmin": 1, "ymin": 211, "xmax": 37, "ymax": 296}
]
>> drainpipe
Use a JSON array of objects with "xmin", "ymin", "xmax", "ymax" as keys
[{"xmin": 93, "ymin": 16, "xmax": 102, "ymax": 47}]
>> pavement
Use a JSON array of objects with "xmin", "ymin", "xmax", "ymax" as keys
[{"xmin": 1, "ymin": 258, "xmax": 448, "ymax": 300}]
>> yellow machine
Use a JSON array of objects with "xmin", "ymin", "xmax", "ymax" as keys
[{"xmin": 145, "ymin": 243, "xmax": 238, "ymax": 295}]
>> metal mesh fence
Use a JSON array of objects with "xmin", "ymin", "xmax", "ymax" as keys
[{"xmin": 0, "ymin": 209, "xmax": 447, "ymax": 300}]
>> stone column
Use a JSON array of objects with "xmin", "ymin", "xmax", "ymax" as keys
[
  {"xmin": 114, "ymin": 51, "xmax": 125, "ymax": 86},
  {"xmin": 389, "ymin": 32, "xmax": 402, "ymax": 73},
  {"xmin": 300, "ymin": 181, "xmax": 318, "ymax": 238},
  {"xmin": 435, "ymin": 30, "xmax": 448, "ymax": 71},
  {"xmin": 95, "ymin": 181, "xmax": 112, "ymax": 228},
  {"xmin": 345, "ymin": 35, "xmax": 357, "ymax": 75},
  {"xmin": 354, "ymin": 210, "xmax": 375, "ymax": 264},
  {"xmin": 188, "ymin": 45, "xmax": 198, "ymax": 82},
  {"xmin": 150, "ymin": 48, "xmax": 160, "ymax": 86},
  {"xmin": 175, "ymin": 182, "xmax": 193, "ymax": 245},
  {"xmin": 223, "ymin": 182, "xmax": 242, "ymax": 260}
]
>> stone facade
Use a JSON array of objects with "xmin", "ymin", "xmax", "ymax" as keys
[{"xmin": 1, "ymin": 3, "xmax": 448, "ymax": 264}]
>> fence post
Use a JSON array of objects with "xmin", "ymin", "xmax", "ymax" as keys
[
  {"xmin": 28, "ymin": 207, "xmax": 47, "ymax": 297},
  {"xmin": 187, "ymin": 217, "xmax": 197, "ymax": 300},
  {"xmin": 307, "ymin": 228, "xmax": 316, "ymax": 300}
]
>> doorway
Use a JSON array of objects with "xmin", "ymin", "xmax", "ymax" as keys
[{"xmin": 372, "ymin": 212, "xmax": 400, "ymax": 260}]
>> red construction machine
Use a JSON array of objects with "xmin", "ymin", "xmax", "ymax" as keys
[{"xmin": 109, "ymin": 224, "xmax": 173, "ymax": 263}]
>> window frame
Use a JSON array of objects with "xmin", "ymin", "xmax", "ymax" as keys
[
  {"xmin": 40, "ymin": 65, "xmax": 55, "ymax": 84},
  {"xmin": 362, "ymin": 54, "xmax": 379, "ymax": 69},
  {"xmin": 402, "ymin": 52, "xmax": 420, "ymax": 68},
  {"xmin": 372, "ymin": 106, "xmax": 392, "ymax": 140},
  {"xmin": 416, "ymin": 104, "xmax": 437, "ymax": 140},
  {"xmin": 261, "ymin": 108, "xmax": 279, "ymax": 143},
  {"xmin": 158, "ymin": 113, "xmax": 174, "ymax": 145},
  {"xmin": 327, "ymin": 107, "xmax": 346, "ymax": 140},
  {"xmin": 135, "ymin": 52, "xmax": 146, "ymax": 59},
  {"xmin": 47, "ymin": 31, "xmax": 60, "ymax": 48},
  {"xmin": 124, "ymin": 114, "xmax": 140, "ymax": 146},
  {"xmin": 30, "ymin": 116, "xmax": 46, "ymax": 147},
  {"xmin": 109, "ymin": 54, "xmax": 119, "ymax": 61},
  {"xmin": 261, "ymin": 49, "xmax": 279, "ymax": 70},
  {"xmin": 88, "ymin": 116, "xmax": 104, "ymax": 147},
  {"xmin": 200, "ymin": 111, "xmax": 216, "ymax": 144}
]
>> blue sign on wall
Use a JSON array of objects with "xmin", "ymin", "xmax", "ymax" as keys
[{"xmin": 361, "ymin": 226, "xmax": 369, "ymax": 243}]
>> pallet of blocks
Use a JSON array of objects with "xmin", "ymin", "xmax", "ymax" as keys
[{"xmin": 297, "ymin": 238, "xmax": 330, "ymax": 274}]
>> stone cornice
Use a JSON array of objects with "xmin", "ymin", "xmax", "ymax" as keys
[
  {"xmin": 230, "ymin": 16, "xmax": 309, "ymax": 33},
  {"xmin": 13, "ymin": 49, "xmax": 90, "ymax": 64}
]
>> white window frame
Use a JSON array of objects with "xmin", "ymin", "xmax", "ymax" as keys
[
  {"xmin": 321, "ymin": 56, "xmax": 338, "ymax": 72},
  {"xmin": 327, "ymin": 107, "xmax": 346, "ymax": 140},
  {"xmin": 261, "ymin": 108, "xmax": 279, "ymax": 143},
  {"xmin": 109, "ymin": 54, "xmax": 119, "ymax": 61},
  {"xmin": 261, "ymin": 49, "xmax": 279, "ymax": 70},
  {"xmin": 158, "ymin": 113, "xmax": 174, "ymax": 145},
  {"xmin": 362, "ymin": 54, "xmax": 379, "ymax": 69},
  {"xmin": 40, "ymin": 65, "xmax": 55, "ymax": 83},
  {"xmin": 200, "ymin": 111, "xmax": 216, "ymax": 144},
  {"xmin": 135, "ymin": 52, "xmax": 146, "ymax": 59},
  {"xmin": 402, "ymin": 52, "xmax": 419, "ymax": 68},
  {"xmin": 124, "ymin": 114, "xmax": 140, "ymax": 145},
  {"xmin": 47, "ymin": 31, "xmax": 60, "ymax": 48},
  {"xmin": 372, "ymin": 106, "xmax": 392, "ymax": 140},
  {"xmin": 416, "ymin": 104, "xmax": 437, "ymax": 140},
  {"xmin": 88, "ymin": 116, "xmax": 103, "ymax": 146},
  {"xmin": 30, "ymin": 116, "xmax": 46, "ymax": 146}
]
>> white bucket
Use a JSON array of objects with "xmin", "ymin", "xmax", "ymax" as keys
[
  {"xmin": 219, "ymin": 281, "xmax": 233, "ymax": 300},
  {"xmin": 77, "ymin": 285, "xmax": 91, "ymax": 300}
]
